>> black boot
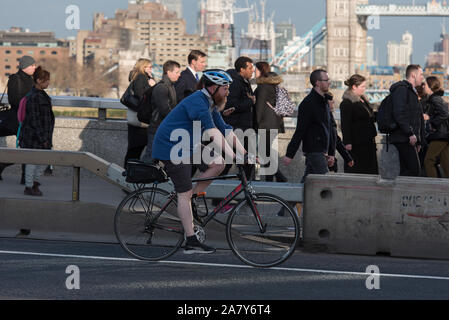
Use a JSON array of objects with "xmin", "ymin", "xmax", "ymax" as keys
[{"xmin": 265, "ymin": 175, "xmax": 274, "ymax": 182}]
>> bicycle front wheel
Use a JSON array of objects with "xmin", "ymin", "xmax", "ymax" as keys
[
  {"xmin": 115, "ymin": 187, "xmax": 183, "ymax": 261},
  {"xmin": 226, "ymin": 193, "xmax": 300, "ymax": 268}
]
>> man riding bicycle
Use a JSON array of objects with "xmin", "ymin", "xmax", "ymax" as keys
[{"xmin": 152, "ymin": 70, "xmax": 250, "ymax": 254}]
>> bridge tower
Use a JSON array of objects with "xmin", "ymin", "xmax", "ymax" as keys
[{"xmin": 327, "ymin": 0, "xmax": 368, "ymax": 85}]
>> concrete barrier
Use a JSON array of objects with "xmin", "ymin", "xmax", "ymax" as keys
[{"xmin": 303, "ymin": 174, "xmax": 449, "ymax": 260}]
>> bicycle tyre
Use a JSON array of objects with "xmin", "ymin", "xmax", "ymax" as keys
[
  {"xmin": 115, "ymin": 187, "xmax": 183, "ymax": 261},
  {"xmin": 226, "ymin": 193, "xmax": 300, "ymax": 268}
]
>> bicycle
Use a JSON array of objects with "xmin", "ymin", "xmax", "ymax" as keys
[{"xmin": 114, "ymin": 160, "xmax": 300, "ymax": 268}]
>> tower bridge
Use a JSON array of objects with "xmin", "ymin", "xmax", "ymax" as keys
[{"xmin": 273, "ymin": 0, "xmax": 449, "ymax": 86}]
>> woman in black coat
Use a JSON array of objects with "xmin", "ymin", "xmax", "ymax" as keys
[
  {"xmin": 423, "ymin": 76, "xmax": 449, "ymax": 177},
  {"xmin": 254, "ymin": 62, "xmax": 287, "ymax": 182},
  {"xmin": 124, "ymin": 58, "xmax": 156, "ymax": 167},
  {"xmin": 340, "ymin": 74, "xmax": 378, "ymax": 174},
  {"xmin": 19, "ymin": 67, "xmax": 55, "ymax": 196}
]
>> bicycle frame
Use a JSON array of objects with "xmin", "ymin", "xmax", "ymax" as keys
[{"xmin": 151, "ymin": 165, "xmax": 266, "ymax": 232}]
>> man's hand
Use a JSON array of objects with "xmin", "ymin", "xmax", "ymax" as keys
[
  {"xmin": 409, "ymin": 135, "xmax": 417, "ymax": 146},
  {"xmin": 345, "ymin": 144, "xmax": 352, "ymax": 151},
  {"xmin": 247, "ymin": 93, "xmax": 256, "ymax": 105},
  {"xmin": 281, "ymin": 156, "xmax": 293, "ymax": 167},
  {"xmin": 423, "ymin": 113, "xmax": 430, "ymax": 121},
  {"xmin": 326, "ymin": 155, "xmax": 335, "ymax": 168},
  {"xmin": 348, "ymin": 160, "xmax": 355, "ymax": 168}
]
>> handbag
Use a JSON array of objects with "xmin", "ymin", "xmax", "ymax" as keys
[
  {"xmin": 0, "ymin": 83, "xmax": 17, "ymax": 136},
  {"xmin": 120, "ymin": 81, "xmax": 141, "ymax": 112},
  {"xmin": 266, "ymin": 86, "xmax": 296, "ymax": 117},
  {"xmin": 127, "ymin": 109, "xmax": 148, "ymax": 128}
]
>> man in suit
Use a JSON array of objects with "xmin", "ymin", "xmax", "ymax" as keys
[{"xmin": 175, "ymin": 50, "xmax": 207, "ymax": 103}]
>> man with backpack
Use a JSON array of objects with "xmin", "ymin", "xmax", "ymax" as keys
[
  {"xmin": 0, "ymin": 55, "xmax": 36, "ymax": 182},
  {"xmin": 382, "ymin": 64, "xmax": 425, "ymax": 177},
  {"xmin": 143, "ymin": 60, "xmax": 181, "ymax": 163}
]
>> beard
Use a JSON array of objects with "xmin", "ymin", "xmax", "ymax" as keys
[{"xmin": 213, "ymin": 94, "xmax": 227, "ymax": 110}]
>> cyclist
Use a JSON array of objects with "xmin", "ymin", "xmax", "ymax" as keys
[{"xmin": 152, "ymin": 69, "xmax": 250, "ymax": 254}]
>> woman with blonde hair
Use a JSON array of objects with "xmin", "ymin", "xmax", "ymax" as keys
[
  {"xmin": 124, "ymin": 58, "xmax": 157, "ymax": 167},
  {"xmin": 340, "ymin": 74, "xmax": 378, "ymax": 174}
]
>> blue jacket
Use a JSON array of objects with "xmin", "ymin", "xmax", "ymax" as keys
[{"xmin": 152, "ymin": 90, "xmax": 233, "ymax": 161}]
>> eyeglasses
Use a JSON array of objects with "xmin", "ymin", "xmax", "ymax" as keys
[{"xmin": 319, "ymin": 78, "xmax": 330, "ymax": 82}]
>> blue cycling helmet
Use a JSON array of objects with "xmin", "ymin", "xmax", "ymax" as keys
[{"xmin": 203, "ymin": 69, "xmax": 233, "ymax": 86}]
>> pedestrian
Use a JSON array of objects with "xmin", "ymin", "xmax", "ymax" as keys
[
  {"xmin": 423, "ymin": 76, "xmax": 449, "ymax": 178},
  {"xmin": 144, "ymin": 60, "xmax": 181, "ymax": 163},
  {"xmin": 389, "ymin": 64, "xmax": 425, "ymax": 177},
  {"xmin": 281, "ymin": 69, "xmax": 336, "ymax": 183},
  {"xmin": 175, "ymin": 50, "xmax": 207, "ymax": 103},
  {"xmin": 124, "ymin": 58, "xmax": 156, "ymax": 167},
  {"xmin": 221, "ymin": 56, "xmax": 256, "ymax": 180},
  {"xmin": 0, "ymin": 55, "xmax": 36, "ymax": 182},
  {"xmin": 416, "ymin": 81, "xmax": 431, "ymax": 172},
  {"xmin": 18, "ymin": 66, "xmax": 54, "ymax": 196},
  {"xmin": 326, "ymin": 93, "xmax": 354, "ymax": 173},
  {"xmin": 340, "ymin": 74, "xmax": 378, "ymax": 174},
  {"xmin": 254, "ymin": 61, "xmax": 287, "ymax": 182}
]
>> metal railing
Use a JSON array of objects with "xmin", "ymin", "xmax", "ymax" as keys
[{"xmin": 0, "ymin": 93, "xmax": 306, "ymax": 127}]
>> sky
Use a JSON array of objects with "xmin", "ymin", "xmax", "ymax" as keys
[{"xmin": 0, "ymin": 0, "xmax": 447, "ymax": 65}]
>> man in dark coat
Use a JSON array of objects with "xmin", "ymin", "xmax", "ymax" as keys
[
  {"xmin": 144, "ymin": 60, "xmax": 180, "ymax": 162},
  {"xmin": 389, "ymin": 64, "xmax": 425, "ymax": 177},
  {"xmin": 0, "ymin": 55, "xmax": 36, "ymax": 182},
  {"xmin": 174, "ymin": 50, "xmax": 207, "ymax": 103},
  {"xmin": 221, "ymin": 56, "xmax": 256, "ymax": 180},
  {"xmin": 281, "ymin": 69, "xmax": 337, "ymax": 183}
]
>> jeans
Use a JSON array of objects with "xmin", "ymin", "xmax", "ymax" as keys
[
  {"xmin": 25, "ymin": 164, "xmax": 45, "ymax": 188},
  {"xmin": 424, "ymin": 140, "xmax": 449, "ymax": 178},
  {"xmin": 301, "ymin": 152, "xmax": 329, "ymax": 183},
  {"xmin": 142, "ymin": 131, "xmax": 155, "ymax": 164}
]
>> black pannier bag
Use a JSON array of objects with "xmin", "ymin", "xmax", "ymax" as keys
[{"xmin": 124, "ymin": 160, "xmax": 169, "ymax": 184}]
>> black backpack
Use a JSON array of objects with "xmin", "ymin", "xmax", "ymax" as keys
[
  {"xmin": 137, "ymin": 86, "xmax": 155, "ymax": 125},
  {"xmin": 377, "ymin": 94, "xmax": 398, "ymax": 134}
]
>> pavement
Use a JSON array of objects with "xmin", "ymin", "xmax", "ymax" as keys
[{"xmin": 0, "ymin": 172, "xmax": 126, "ymax": 205}]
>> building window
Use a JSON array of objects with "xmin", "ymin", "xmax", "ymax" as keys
[
  {"xmin": 5, "ymin": 50, "xmax": 11, "ymax": 54},
  {"xmin": 40, "ymin": 50, "xmax": 46, "ymax": 55},
  {"xmin": 51, "ymin": 51, "xmax": 57, "ymax": 55},
  {"xmin": 5, "ymin": 65, "xmax": 11, "ymax": 70},
  {"xmin": 17, "ymin": 50, "xmax": 23, "ymax": 54}
]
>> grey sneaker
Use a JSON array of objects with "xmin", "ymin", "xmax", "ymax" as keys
[{"xmin": 184, "ymin": 236, "xmax": 216, "ymax": 255}]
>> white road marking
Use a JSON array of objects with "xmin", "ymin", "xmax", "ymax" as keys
[{"xmin": 1, "ymin": 250, "xmax": 449, "ymax": 281}]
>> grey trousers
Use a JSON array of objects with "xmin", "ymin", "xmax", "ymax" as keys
[
  {"xmin": 25, "ymin": 164, "xmax": 45, "ymax": 188},
  {"xmin": 301, "ymin": 152, "xmax": 329, "ymax": 183}
]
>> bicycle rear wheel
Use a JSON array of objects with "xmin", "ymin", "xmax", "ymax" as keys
[
  {"xmin": 226, "ymin": 193, "xmax": 300, "ymax": 268},
  {"xmin": 115, "ymin": 187, "xmax": 183, "ymax": 261}
]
